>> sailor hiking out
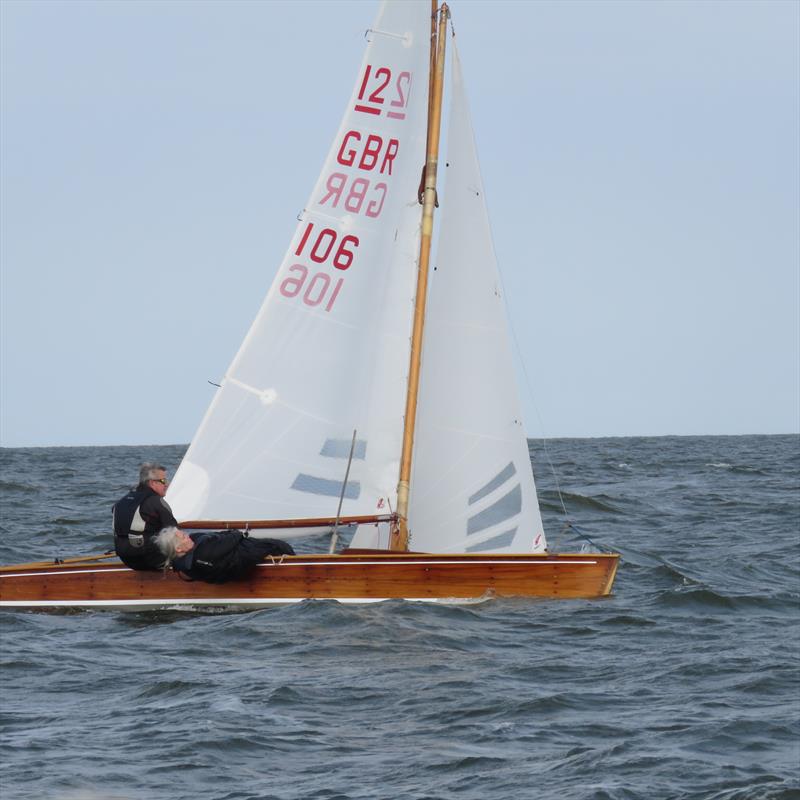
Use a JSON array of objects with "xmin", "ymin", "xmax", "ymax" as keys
[{"xmin": 155, "ymin": 528, "xmax": 295, "ymax": 583}]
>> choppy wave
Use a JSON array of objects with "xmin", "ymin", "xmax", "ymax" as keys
[
  {"xmin": 0, "ymin": 480, "xmax": 39, "ymax": 493},
  {"xmin": 539, "ymin": 489, "xmax": 622, "ymax": 513},
  {"xmin": 1, "ymin": 435, "xmax": 799, "ymax": 800}
]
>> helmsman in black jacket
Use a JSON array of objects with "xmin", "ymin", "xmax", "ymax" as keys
[{"xmin": 112, "ymin": 463, "xmax": 179, "ymax": 571}]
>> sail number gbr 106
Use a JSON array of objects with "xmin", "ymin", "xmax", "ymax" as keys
[{"xmin": 279, "ymin": 222, "xmax": 359, "ymax": 313}]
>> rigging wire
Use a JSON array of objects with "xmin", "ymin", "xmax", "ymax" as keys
[
  {"xmin": 505, "ymin": 319, "xmax": 578, "ymax": 552},
  {"xmin": 489, "ymin": 231, "xmax": 572, "ymax": 542},
  {"xmin": 329, "ymin": 429, "xmax": 358, "ymax": 554},
  {"xmin": 494, "ymin": 266, "xmax": 583, "ymax": 554},
  {"xmin": 504, "ymin": 317, "xmax": 569, "ymax": 520},
  {"xmin": 503, "ymin": 334, "xmax": 616, "ymax": 555},
  {"xmin": 508, "ymin": 337, "xmax": 579, "ymax": 553},
  {"xmin": 461, "ymin": 49, "xmax": 572, "ymax": 547}
]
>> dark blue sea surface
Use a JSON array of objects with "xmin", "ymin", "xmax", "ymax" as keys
[{"xmin": 1, "ymin": 435, "xmax": 798, "ymax": 800}]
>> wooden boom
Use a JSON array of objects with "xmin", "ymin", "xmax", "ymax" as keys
[{"xmin": 178, "ymin": 514, "xmax": 395, "ymax": 530}]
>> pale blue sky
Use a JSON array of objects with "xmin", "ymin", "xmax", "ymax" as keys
[{"xmin": 1, "ymin": 0, "xmax": 798, "ymax": 447}]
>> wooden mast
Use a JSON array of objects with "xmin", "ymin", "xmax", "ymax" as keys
[{"xmin": 390, "ymin": 2, "xmax": 450, "ymax": 551}]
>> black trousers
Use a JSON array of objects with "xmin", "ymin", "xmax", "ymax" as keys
[
  {"xmin": 240, "ymin": 537, "xmax": 295, "ymax": 559},
  {"xmin": 115, "ymin": 535, "xmax": 164, "ymax": 571}
]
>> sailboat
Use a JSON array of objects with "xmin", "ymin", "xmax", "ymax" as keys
[{"xmin": 0, "ymin": 0, "xmax": 619, "ymax": 610}]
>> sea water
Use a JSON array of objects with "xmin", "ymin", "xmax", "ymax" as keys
[{"xmin": 0, "ymin": 435, "xmax": 798, "ymax": 800}]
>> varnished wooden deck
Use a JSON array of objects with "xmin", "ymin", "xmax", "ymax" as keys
[{"xmin": 0, "ymin": 552, "xmax": 619, "ymax": 609}]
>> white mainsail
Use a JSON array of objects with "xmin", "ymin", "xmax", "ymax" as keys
[
  {"xmin": 168, "ymin": 1, "xmax": 431, "ymax": 526},
  {"xmin": 407, "ymin": 45, "xmax": 547, "ymax": 554}
]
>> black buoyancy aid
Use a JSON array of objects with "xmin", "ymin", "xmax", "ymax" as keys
[{"xmin": 113, "ymin": 489, "xmax": 158, "ymax": 537}]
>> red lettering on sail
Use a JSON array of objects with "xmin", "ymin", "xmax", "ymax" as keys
[
  {"xmin": 279, "ymin": 264, "xmax": 308, "ymax": 298},
  {"xmin": 336, "ymin": 131, "xmax": 400, "ymax": 175},
  {"xmin": 325, "ymin": 275, "xmax": 344, "ymax": 311},
  {"xmin": 318, "ymin": 173, "xmax": 388, "ymax": 219},
  {"xmin": 337, "ymin": 131, "xmax": 361, "ymax": 167},
  {"xmin": 368, "ymin": 67, "xmax": 390, "ymax": 104},
  {"xmin": 365, "ymin": 182, "xmax": 387, "ymax": 217},
  {"xmin": 333, "ymin": 235, "xmax": 358, "ymax": 270},
  {"xmin": 359, "ymin": 135, "xmax": 382, "ymax": 171},
  {"xmin": 279, "ymin": 264, "xmax": 344, "ymax": 313},
  {"xmin": 304, "ymin": 272, "xmax": 330, "ymax": 306},
  {"xmin": 387, "ymin": 72, "xmax": 411, "ymax": 120},
  {"xmin": 344, "ymin": 178, "xmax": 369, "ymax": 212},
  {"xmin": 355, "ymin": 64, "xmax": 413, "ymax": 120},
  {"xmin": 295, "ymin": 222, "xmax": 359, "ymax": 271},
  {"xmin": 355, "ymin": 64, "xmax": 389, "ymax": 115},
  {"xmin": 336, "ymin": 131, "xmax": 399, "ymax": 174},
  {"xmin": 319, "ymin": 173, "xmax": 346, "ymax": 207},
  {"xmin": 356, "ymin": 64, "xmax": 373, "ymax": 108},
  {"xmin": 310, "ymin": 228, "xmax": 336, "ymax": 264},
  {"xmin": 380, "ymin": 139, "xmax": 398, "ymax": 176}
]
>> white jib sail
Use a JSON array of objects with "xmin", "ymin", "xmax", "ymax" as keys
[
  {"xmin": 168, "ymin": 1, "xmax": 431, "ymax": 528},
  {"xmin": 407, "ymin": 44, "xmax": 547, "ymax": 554}
]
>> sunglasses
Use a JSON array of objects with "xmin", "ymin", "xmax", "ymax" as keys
[{"xmin": 151, "ymin": 478, "xmax": 169, "ymax": 485}]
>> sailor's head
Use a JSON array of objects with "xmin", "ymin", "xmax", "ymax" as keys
[
  {"xmin": 154, "ymin": 527, "xmax": 194, "ymax": 562},
  {"xmin": 139, "ymin": 462, "xmax": 169, "ymax": 496}
]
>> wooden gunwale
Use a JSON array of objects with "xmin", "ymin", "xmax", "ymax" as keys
[{"xmin": 0, "ymin": 552, "xmax": 620, "ymax": 607}]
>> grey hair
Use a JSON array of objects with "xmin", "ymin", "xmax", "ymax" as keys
[
  {"xmin": 154, "ymin": 527, "xmax": 182, "ymax": 564},
  {"xmin": 139, "ymin": 463, "xmax": 166, "ymax": 484}
]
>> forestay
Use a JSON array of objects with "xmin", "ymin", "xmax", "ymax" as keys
[
  {"xmin": 168, "ymin": 1, "xmax": 431, "ymax": 529},
  {"xmin": 407, "ymin": 45, "xmax": 547, "ymax": 554}
]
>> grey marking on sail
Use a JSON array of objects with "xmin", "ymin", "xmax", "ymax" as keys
[
  {"xmin": 291, "ymin": 474, "xmax": 361, "ymax": 499},
  {"xmin": 466, "ymin": 528, "xmax": 518, "ymax": 553},
  {"xmin": 467, "ymin": 484, "xmax": 521, "ymax": 535},
  {"xmin": 468, "ymin": 462, "xmax": 517, "ymax": 505},
  {"xmin": 320, "ymin": 439, "xmax": 367, "ymax": 460}
]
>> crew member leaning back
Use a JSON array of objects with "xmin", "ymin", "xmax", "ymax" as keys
[{"xmin": 113, "ymin": 463, "xmax": 179, "ymax": 570}]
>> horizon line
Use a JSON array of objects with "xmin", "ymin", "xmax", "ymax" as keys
[{"xmin": 1, "ymin": 431, "xmax": 799, "ymax": 450}]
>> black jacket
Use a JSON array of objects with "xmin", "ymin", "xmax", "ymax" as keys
[
  {"xmin": 172, "ymin": 532, "xmax": 294, "ymax": 584},
  {"xmin": 112, "ymin": 484, "xmax": 179, "ymax": 571},
  {"xmin": 113, "ymin": 485, "xmax": 178, "ymax": 538}
]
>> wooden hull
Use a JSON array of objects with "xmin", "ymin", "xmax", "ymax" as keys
[{"xmin": 0, "ymin": 552, "xmax": 619, "ymax": 610}]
